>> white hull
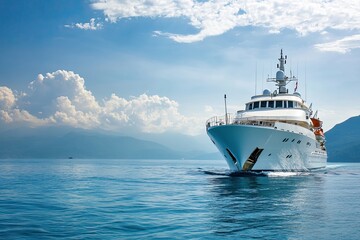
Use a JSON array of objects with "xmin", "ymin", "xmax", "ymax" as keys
[
  {"xmin": 207, "ymin": 123, "xmax": 327, "ymax": 172},
  {"xmin": 206, "ymin": 50, "xmax": 327, "ymax": 172}
]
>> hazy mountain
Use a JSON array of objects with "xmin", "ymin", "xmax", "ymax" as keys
[
  {"xmin": 325, "ymin": 115, "xmax": 360, "ymax": 162},
  {"xmin": 0, "ymin": 128, "xmax": 179, "ymax": 159},
  {"xmin": 0, "ymin": 127, "xmax": 214, "ymax": 159},
  {"xmin": 136, "ymin": 132, "xmax": 216, "ymax": 152}
]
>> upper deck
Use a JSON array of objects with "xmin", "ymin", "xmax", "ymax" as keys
[
  {"xmin": 243, "ymin": 92, "xmax": 307, "ymax": 112},
  {"xmin": 206, "ymin": 50, "xmax": 314, "ymax": 131}
]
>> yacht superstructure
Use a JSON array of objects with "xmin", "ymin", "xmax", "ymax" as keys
[{"xmin": 206, "ymin": 50, "xmax": 327, "ymax": 171}]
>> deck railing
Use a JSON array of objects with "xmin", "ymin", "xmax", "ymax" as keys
[
  {"xmin": 206, "ymin": 114, "xmax": 275, "ymax": 129},
  {"xmin": 206, "ymin": 114, "xmax": 233, "ymax": 128}
]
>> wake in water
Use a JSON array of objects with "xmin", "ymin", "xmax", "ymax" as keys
[
  {"xmin": 200, "ymin": 169, "xmax": 326, "ymax": 177},
  {"xmin": 201, "ymin": 170, "xmax": 268, "ymax": 177},
  {"xmin": 199, "ymin": 163, "xmax": 354, "ymax": 178}
]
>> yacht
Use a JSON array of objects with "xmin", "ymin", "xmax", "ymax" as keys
[{"xmin": 206, "ymin": 50, "xmax": 327, "ymax": 172}]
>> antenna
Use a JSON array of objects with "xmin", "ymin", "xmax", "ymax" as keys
[
  {"xmin": 305, "ymin": 62, "xmax": 307, "ymax": 102},
  {"xmin": 297, "ymin": 62, "xmax": 299, "ymax": 80},
  {"xmin": 313, "ymin": 110, "xmax": 318, "ymax": 119},
  {"xmin": 224, "ymin": 94, "xmax": 228, "ymax": 124},
  {"xmin": 261, "ymin": 63, "xmax": 264, "ymax": 92},
  {"xmin": 267, "ymin": 49, "xmax": 298, "ymax": 94},
  {"xmin": 255, "ymin": 62, "xmax": 257, "ymax": 95}
]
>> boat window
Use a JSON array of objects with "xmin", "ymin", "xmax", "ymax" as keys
[
  {"xmin": 246, "ymin": 104, "xmax": 249, "ymax": 110},
  {"xmin": 276, "ymin": 101, "xmax": 282, "ymax": 108},
  {"xmin": 261, "ymin": 101, "xmax": 267, "ymax": 108},
  {"xmin": 253, "ymin": 101, "xmax": 259, "ymax": 109},
  {"xmin": 294, "ymin": 102, "xmax": 298, "ymax": 108},
  {"xmin": 284, "ymin": 101, "xmax": 287, "ymax": 108},
  {"xmin": 288, "ymin": 101, "xmax": 294, "ymax": 108},
  {"xmin": 249, "ymin": 103, "xmax": 253, "ymax": 110},
  {"xmin": 268, "ymin": 101, "xmax": 274, "ymax": 108}
]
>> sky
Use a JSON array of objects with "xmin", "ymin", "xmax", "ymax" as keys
[{"xmin": 0, "ymin": 0, "xmax": 360, "ymax": 138}]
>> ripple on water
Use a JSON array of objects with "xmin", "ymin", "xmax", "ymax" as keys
[{"xmin": 0, "ymin": 160, "xmax": 359, "ymax": 239}]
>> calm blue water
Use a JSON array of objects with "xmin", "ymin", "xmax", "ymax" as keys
[{"xmin": 0, "ymin": 159, "xmax": 360, "ymax": 239}]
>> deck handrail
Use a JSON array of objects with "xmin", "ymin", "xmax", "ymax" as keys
[{"xmin": 206, "ymin": 114, "xmax": 276, "ymax": 129}]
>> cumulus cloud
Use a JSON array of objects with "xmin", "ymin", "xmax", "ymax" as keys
[
  {"xmin": 0, "ymin": 106, "xmax": 51, "ymax": 126},
  {"xmin": 26, "ymin": 70, "xmax": 101, "ymax": 116},
  {"xmin": 65, "ymin": 18, "xmax": 103, "ymax": 30},
  {"xmin": 0, "ymin": 86, "xmax": 51, "ymax": 125},
  {"xmin": 91, "ymin": 0, "xmax": 360, "ymax": 51},
  {"xmin": 0, "ymin": 87, "xmax": 16, "ymax": 110},
  {"xmin": 100, "ymin": 93, "xmax": 202, "ymax": 134},
  {"xmin": 315, "ymin": 34, "xmax": 360, "ymax": 53},
  {"xmin": 0, "ymin": 70, "xmax": 204, "ymax": 135}
]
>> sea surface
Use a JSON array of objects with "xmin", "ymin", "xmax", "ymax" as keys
[{"xmin": 0, "ymin": 159, "xmax": 360, "ymax": 239}]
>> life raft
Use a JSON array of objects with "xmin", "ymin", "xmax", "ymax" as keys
[{"xmin": 310, "ymin": 117, "xmax": 322, "ymax": 128}]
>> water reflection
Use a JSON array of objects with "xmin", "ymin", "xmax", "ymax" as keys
[{"xmin": 206, "ymin": 173, "xmax": 327, "ymax": 238}]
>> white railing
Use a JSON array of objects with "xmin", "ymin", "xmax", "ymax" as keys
[
  {"xmin": 206, "ymin": 114, "xmax": 275, "ymax": 129},
  {"xmin": 206, "ymin": 114, "xmax": 233, "ymax": 128}
]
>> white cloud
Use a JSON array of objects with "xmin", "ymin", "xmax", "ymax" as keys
[
  {"xmin": 65, "ymin": 18, "xmax": 103, "ymax": 30},
  {"xmin": 0, "ymin": 86, "xmax": 50, "ymax": 126},
  {"xmin": 0, "ymin": 70, "xmax": 204, "ymax": 135},
  {"xmin": 100, "ymin": 93, "xmax": 202, "ymax": 134},
  {"xmin": 24, "ymin": 70, "xmax": 101, "ymax": 117},
  {"xmin": 53, "ymin": 96, "xmax": 100, "ymax": 129},
  {"xmin": 0, "ymin": 87, "xmax": 16, "ymax": 110},
  {"xmin": 91, "ymin": 0, "xmax": 360, "ymax": 51},
  {"xmin": 91, "ymin": 0, "xmax": 191, "ymax": 21},
  {"xmin": 315, "ymin": 34, "xmax": 360, "ymax": 53}
]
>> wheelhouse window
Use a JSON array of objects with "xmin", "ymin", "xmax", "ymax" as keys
[
  {"xmin": 288, "ymin": 101, "xmax": 294, "ymax": 108},
  {"xmin": 276, "ymin": 101, "xmax": 282, "ymax": 108},
  {"xmin": 284, "ymin": 101, "xmax": 287, "ymax": 108},
  {"xmin": 261, "ymin": 101, "xmax": 267, "ymax": 108},
  {"xmin": 249, "ymin": 103, "xmax": 253, "ymax": 110},
  {"xmin": 268, "ymin": 101, "xmax": 274, "ymax": 108},
  {"xmin": 253, "ymin": 101, "xmax": 259, "ymax": 109}
]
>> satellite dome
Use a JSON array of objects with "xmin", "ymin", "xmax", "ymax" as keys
[
  {"xmin": 263, "ymin": 89, "xmax": 271, "ymax": 95},
  {"xmin": 276, "ymin": 70, "xmax": 285, "ymax": 81}
]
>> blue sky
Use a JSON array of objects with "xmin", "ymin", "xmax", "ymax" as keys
[{"xmin": 1, "ymin": 0, "xmax": 360, "ymax": 137}]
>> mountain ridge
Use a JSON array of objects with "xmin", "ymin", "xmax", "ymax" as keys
[
  {"xmin": 0, "ymin": 129, "xmax": 178, "ymax": 159},
  {"xmin": 325, "ymin": 115, "xmax": 360, "ymax": 162}
]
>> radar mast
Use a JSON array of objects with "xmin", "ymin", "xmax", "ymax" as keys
[{"xmin": 267, "ymin": 49, "xmax": 298, "ymax": 94}]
